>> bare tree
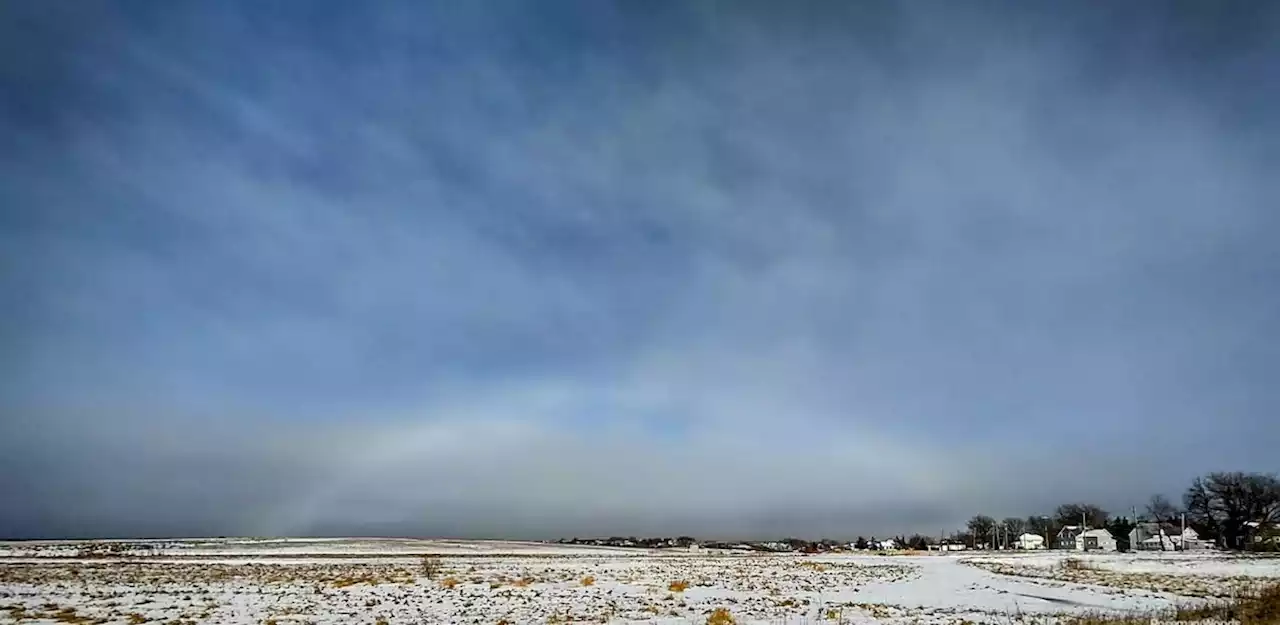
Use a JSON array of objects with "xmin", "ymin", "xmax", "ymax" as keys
[
  {"xmin": 967, "ymin": 515, "xmax": 996, "ymax": 549},
  {"xmin": 1146, "ymin": 494, "xmax": 1180, "ymax": 551},
  {"xmin": 1025, "ymin": 515, "xmax": 1054, "ymax": 536},
  {"xmin": 1184, "ymin": 472, "xmax": 1280, "ymax": 550},
  {"xmin": 1002, "ymin": 517, "xmax": 1025, "ymax": 541},
  {"xmin": 1055, "ymin": 503, "xmax": 1108, "ymax": 529}
]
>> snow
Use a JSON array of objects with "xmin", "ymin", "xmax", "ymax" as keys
[
  {"xmin": 966, "ymin": 550, "xmax": 1280, "ymax": 601},
  {"xmin": 971, "ymin": 550, "xmax": 1280, "ymax": 578},
  {"xmin": 3, "ymin": 540, "xmax": 1278, "ymax": 624},
  {"xmin": 0, "ymin": 537, "xmax": 651, "ymax": 558}
]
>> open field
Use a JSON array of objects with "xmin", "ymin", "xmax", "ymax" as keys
[
  {"xmin": 966, "ymin": 551, "xmax": 1280, "ymax": 599},
  {"xmin": 3, "ymin": 540, "xmax": 1278, "ymax": 624}
]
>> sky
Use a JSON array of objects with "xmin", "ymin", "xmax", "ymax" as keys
[{"xmin": 2, "ymin": 1, "xmax": 1279, "ymax": 540}]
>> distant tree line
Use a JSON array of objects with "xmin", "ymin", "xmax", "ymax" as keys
[
  {"xmin": 963, "ymin": 471, "xmax": 1280, "ymax": 552},
  {"xmin": 554, "ymin": 473, "xmax": 1277, "ymax": 553}
]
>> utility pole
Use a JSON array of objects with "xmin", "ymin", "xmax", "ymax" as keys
[{"xmin": 1133, "ymin": 506, "xmax": 1138, "ymax": 548}]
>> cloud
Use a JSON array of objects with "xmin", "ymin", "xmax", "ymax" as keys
[{"xmin": 2, "ymin": 2, "xmax": 1279, "ymax": 539}]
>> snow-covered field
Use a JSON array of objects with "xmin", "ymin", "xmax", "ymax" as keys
[
  {"xmin": 966, "ymin": 550, "xmax": 1280, "ymax": 600},
  {"xmin": 0, "ymin": 538, "xmax": 645, "ymax": 559},
  {"xmin": 2, "ymin": 539, "xmax": 1278, "ymax": 624},
  {"xmin": 972, "ymin": 550, "xmax": 1280, "ymax": 578}
]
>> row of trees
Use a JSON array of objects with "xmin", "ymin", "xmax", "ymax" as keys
[
  {"xmin": 962, "ymin": 502, "xmax": 1110, "ymax": 548},
  {"xmin": 964, "ymin": 472, "xmax": 1280, "ymax": 551}
]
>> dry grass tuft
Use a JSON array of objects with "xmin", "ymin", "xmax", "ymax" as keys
[
  {"xmin": 850, "ymin": 603, "xmax": 892, "ymax": 619},
  {"xmin": 705, "ymin": 607, "xmax": 736, "ymax": 625},
  {"xmin": 1180, "ymin": 581, "xmax": 1280, "ymax": 625},
  {"xmin": 1061, "ymin": 557, "xmax": 1096, "ymax": 571},
  {"xmin": 52, "ymin": 607, "xmax": 94, "ymax": 624},
  {"xmin": 668, "ymin": 580, "xmax": 690, "ymax": 592},
  {"xmin": 580, "ymin": 575, "xmax": 596, "ymax": 587},
  {"xmin": 332, "ymin": 575, "xmax": 380, "ymax": 588},
  {"xmin": 1065, "ymin": 582, "xmax": 1280, "ymax": 625},
  {"xmin": 420, "ymin": 556, "xmax": 444, "ymax": 579},
  {"xmin": 440, "ymin": 576, "xmax": 460, "ymax": 589}
]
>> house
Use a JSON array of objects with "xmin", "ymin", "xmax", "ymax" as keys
[
  {"xmin": 1140, "ymin": 534, "xmax": 1178, "ymax": 550},
  {"xmin": 1016, "ymin": 533, "xmax": 1045, "ymax": 550},
  {"xmin": 927, "ymin": 541, "xmax": 966, "ymax": 551},
  {"xmin": 1055, "ymin": 525, "xmax": 1083, "ymax": 549},
  {"xmin": 1130, "ymin": 522, "xmax": 1176, "ymax": 551},
  {"xmin": 1246, "ymin": 521, "xmax": 1278, "ymax": 548},
  {"xmin": 1132, "ymin": 523, "xmax": 1213, "ymax": 551},
  {"xmin": 1075, "ymin": 528, "xmax": 1117, "ymax": 552},
  {"xmin": 1175, "ymin": 527, "xmax": 1213, "ymax": 550},
  {"xmin": 877, "ymin": 539, "xmax": 898, "ymax": 550}
]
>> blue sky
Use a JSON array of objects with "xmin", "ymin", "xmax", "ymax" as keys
[{"xmin": 2, "ymin": 1, "xmax": 1279, "ymax": 539}]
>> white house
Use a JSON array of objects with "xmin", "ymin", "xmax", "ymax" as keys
[
  {"xmin": 877, "ymin": 539, "xmax": 898, "ymax": 550},
  {"xmin": 1140, "ymin": 534, "xmax": 1177, "ymax": 550},
  {"xmin": 1132, "ymin": 523, "xmax": 1213, "ymax": 551},
  {"xmin": 1130, "ymin": 522, "xmax": 1173, "ymax": 551},
  {"xmin": 1075, "ymin": 528, "xmax": 1117, "ymax": 552},
  {"xmin": 1016, "ymin": 533, "xmax": 1045, "ymax": 550},
  {"xmin": 1174, "ymin": 527, "xmax": 1213, "ymax": 550}
]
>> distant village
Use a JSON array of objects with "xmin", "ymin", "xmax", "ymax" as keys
[
  {"xmin": 555, "ymin": 536, "xmax": 911, "ymax": 553},
  {"xmin": 555, "ymin": 519, "xmax": 1272, "ymax": 554},
  {"xmin": 557, "ymin": 471, "xmax": 1280, "ymax": 555}
]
